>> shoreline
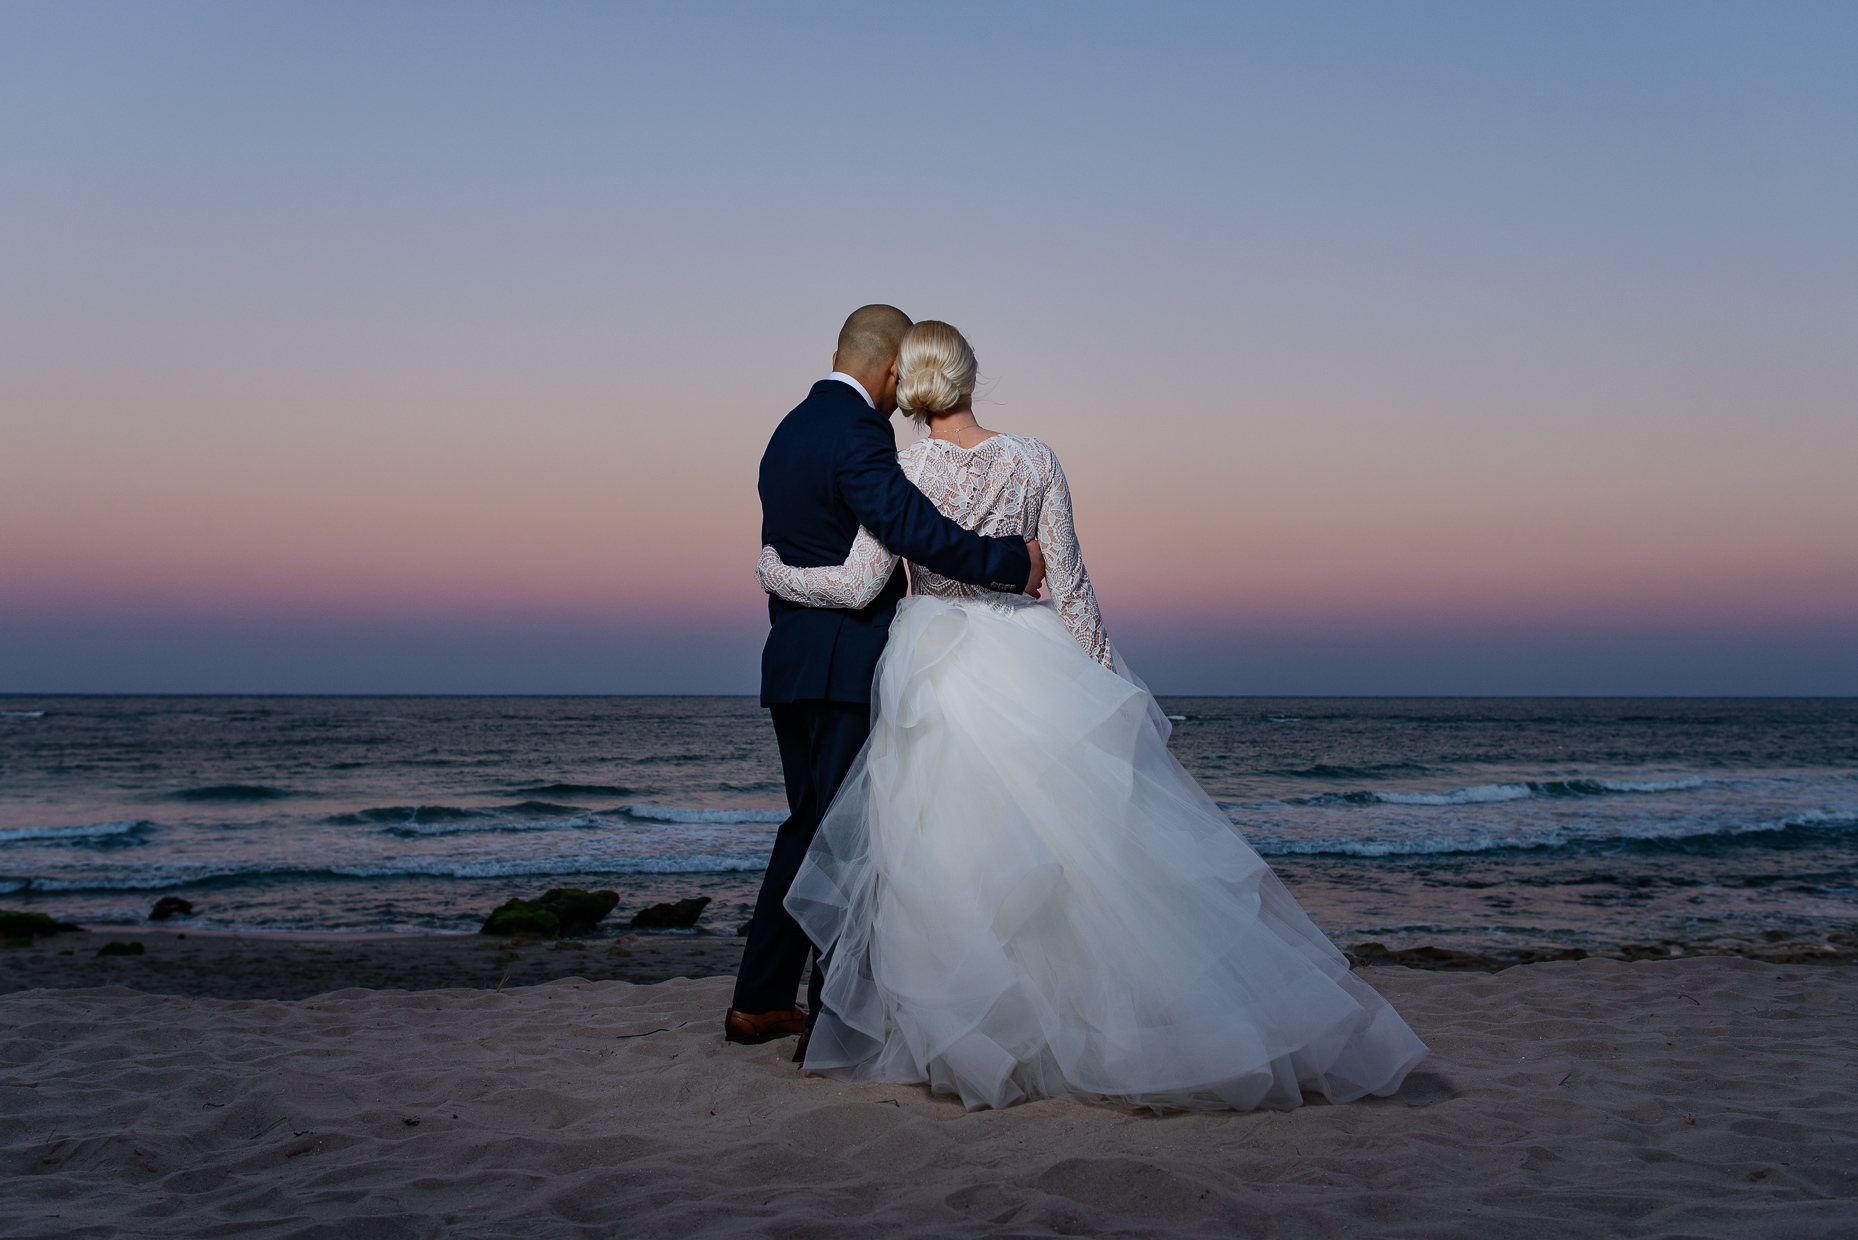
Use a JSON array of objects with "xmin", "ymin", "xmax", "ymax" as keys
[{"xmin": 2, "ymin": 924, "xmax": 1853, "ymax": 1002}]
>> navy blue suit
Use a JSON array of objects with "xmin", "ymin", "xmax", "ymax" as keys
[
  {"xmin": 758, "ymin": 379, "xmax": 1031, "ymax": 706},
  {"xmin": 733, "ymin": 378, "xmax": 1031, "ymax": 1017}
]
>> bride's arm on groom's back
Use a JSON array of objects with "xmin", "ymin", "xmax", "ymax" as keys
[
  {"xmin": 757, "ymin": 528, "xmax": 897, "ymax": 610},
  {"xmin": 837, "ymin": 412, "xmax": 1032, "ymax": 595},
  {"xmin": 1036, "ymin": 448, "xmax": 1115, "ymax": 669}
]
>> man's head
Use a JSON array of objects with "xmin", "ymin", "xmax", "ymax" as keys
[{"xmin": 831, "ymin": 304, "xmax": 913, "ymax": 414}]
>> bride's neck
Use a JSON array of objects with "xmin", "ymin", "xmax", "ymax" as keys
[{"xmin": 926, "ymin": 400, "xmax": 978, "ymax": 433}]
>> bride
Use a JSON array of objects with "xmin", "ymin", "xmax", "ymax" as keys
[{"xmin": 755, "ymin": 321, "xmax": 1426, "ymax": 1112}]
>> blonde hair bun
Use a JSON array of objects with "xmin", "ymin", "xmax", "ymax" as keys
[{"xmin": 895, "ymin": 321, "xmax": 977, "ymax": 423}]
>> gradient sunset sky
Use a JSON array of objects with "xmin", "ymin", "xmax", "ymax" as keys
[{"xmin": 3, "ymin": 2, "xmax": 1854, "ymax": 694}]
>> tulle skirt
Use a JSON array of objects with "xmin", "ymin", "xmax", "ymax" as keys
[{"xmin": 784, "ymin": 594, "xmax": 1427, "ymax": 1112}]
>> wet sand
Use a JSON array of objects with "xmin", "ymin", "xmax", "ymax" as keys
[
  {"xmin": 4, "ymin": 924, "xmax": 1850, "ymax": 1003},
  {"xmin": 0, "ymin": 927, "xmax": 745, "ymax": 1000}
]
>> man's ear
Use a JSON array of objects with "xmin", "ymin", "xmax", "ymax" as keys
[
  {"xmin": 831, "ymin": 350, "xmax": 840, "ymax": 371},
  {"xmin": 887, "ymin": 358, "xmax": 899, "ymax": 383}
]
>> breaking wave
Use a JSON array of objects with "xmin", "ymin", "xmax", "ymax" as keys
[
  {"xmin": 0, "ymin": 820, "xmax": 153, "ymax": 846},
  {"xmin": 374, "ymin": 814, "xmax": 608, "ymax": 838},
  {"xmin": 1227, "ymin": 807, "xmax": 1858, "ymax": 859},
  {"xmin": 1282, "ymin": 776, "xmax": 1708, "ymax": 808},
  {"xmin": 616, "ymin": 805, "xmax": 788, "ymax": 825}
]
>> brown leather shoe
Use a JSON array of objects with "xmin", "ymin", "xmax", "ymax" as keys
[{"xmin": 724, "ymin": 1007, "xmax": 807, "ymax": 1045}]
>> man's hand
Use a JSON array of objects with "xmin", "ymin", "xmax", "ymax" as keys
[{"xmin": 1023, "ymin": 537, "xmax": 1046, "ymax": 598}]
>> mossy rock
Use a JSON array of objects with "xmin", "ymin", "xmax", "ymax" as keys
[
  {"xmin": 480, "ymin": 899, "xmax": 561, "ymax": 938},
  {"xmin": 97, "ymin": 941, "xmax": 145, "ymax": 957},
  {"xmin": 537, "ymin": 888, "xmax": 619, "ymax": 937},
  {"xmin": 478, "ymin": 888, "xmax": 619, "ymax": 938},
  {"xmin": 0, "ymin": 910, "xmax": 63, "ymax": 939}
]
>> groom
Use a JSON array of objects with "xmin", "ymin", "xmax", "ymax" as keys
[{"xmin": 726, "ymin": 304, "xmax": 1045, "ymax": 1055}]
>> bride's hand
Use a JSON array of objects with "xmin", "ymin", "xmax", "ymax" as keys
[{"xmin": 1023, "ymin": 538, "xmax": 1045, "ymax": 599}]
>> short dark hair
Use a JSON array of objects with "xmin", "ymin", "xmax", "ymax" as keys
[{"xmin": 836, "ymin": 304, "xmax": 913, "ymax": 371}]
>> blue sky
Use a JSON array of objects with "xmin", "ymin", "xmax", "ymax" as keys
[{"xmin": 2, "ymin": 2, "xmax": 1854, "ymax": 694}]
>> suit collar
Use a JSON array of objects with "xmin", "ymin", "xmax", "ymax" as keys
[
  {"xmin": 808, "ymin": 378, "xmax": 871, "ymax": 407},
  {"xmin": 820, "ymin": 371, "xmax": 876, "ymax": 409}
]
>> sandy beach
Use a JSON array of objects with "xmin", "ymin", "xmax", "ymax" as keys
[{"xmin": 2, "ymin": 954, "xmax": 1852, "ymax": 1238}]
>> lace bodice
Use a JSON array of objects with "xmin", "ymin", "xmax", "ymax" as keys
[{"xmin": 757, "ymin": 434, "xmax": 1113, "ymax": 669}]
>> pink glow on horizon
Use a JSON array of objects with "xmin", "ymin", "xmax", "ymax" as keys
[{"xmin": 6, "ymin": 376, "xmax": 1854, "ymax": 635}]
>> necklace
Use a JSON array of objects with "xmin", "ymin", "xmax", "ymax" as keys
[{"xmin": 931, "ymin": 420, "xmax": 984, "ymax": 446}]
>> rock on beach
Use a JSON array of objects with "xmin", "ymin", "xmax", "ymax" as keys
[
  {"xmin": 630, "ymin": 895, "xmax": 711, "ymax": 929},
  {"xmin": 479, "ymin": 888, "xmax": 621, "ymax": 938}
]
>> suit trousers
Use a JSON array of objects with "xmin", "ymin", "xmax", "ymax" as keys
[{"xmin": 731, "ymin": 699, "xmax": 870, "ymax": 1016}]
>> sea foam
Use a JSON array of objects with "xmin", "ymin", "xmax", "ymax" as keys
[{"xmin": 0, "ymin": 820, "xmax": 151, "ymax": 845}]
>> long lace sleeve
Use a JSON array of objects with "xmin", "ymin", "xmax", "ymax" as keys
[
  {"xmin": 1035, "ymin": 449, "xmax": 1114, "ymax": 669},
  {"xmin": 757, "ymin": 526, "xmax": 899, "ymax": 609}
]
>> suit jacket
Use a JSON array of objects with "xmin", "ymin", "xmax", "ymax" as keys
[{"xmin": 758, "ymin": 379, "xmax": 1032, "ymax": 705}]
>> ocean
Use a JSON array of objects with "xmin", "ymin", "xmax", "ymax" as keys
[{"xmin": 2, "ymin": 696, "xmax": 1853, "ymax": 954}]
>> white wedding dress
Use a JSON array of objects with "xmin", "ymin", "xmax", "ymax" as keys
[{"xmin": 758, "ymin": 433, "xmax": 1426, "ymax": 1112}]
